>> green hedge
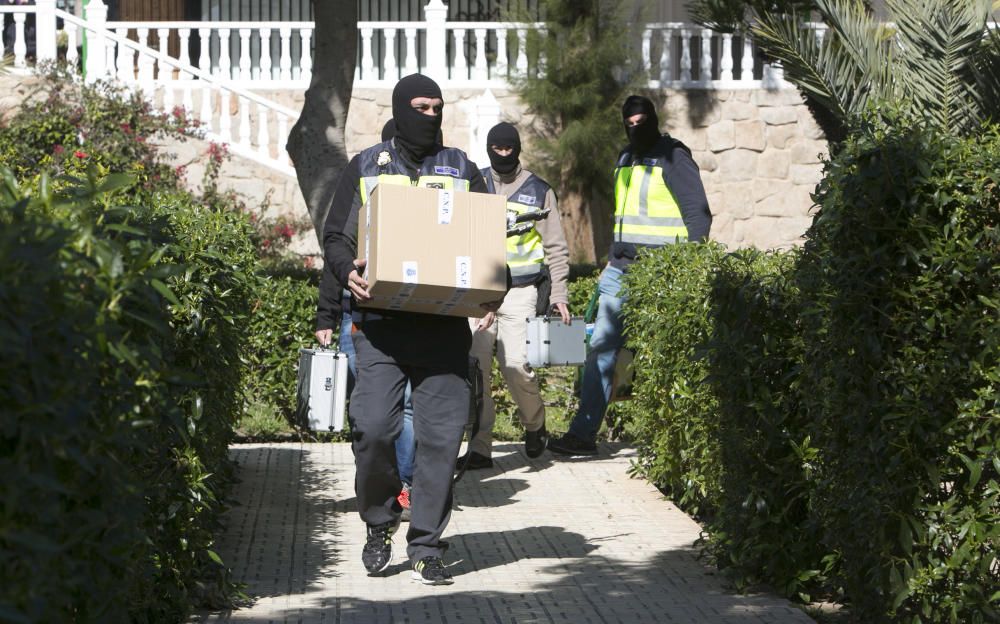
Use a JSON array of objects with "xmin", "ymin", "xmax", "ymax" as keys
[
  {"xmin": 620, "ymin": 123, "xmax": 1000, "ymax": 621},
  {"xmin": 707, "ymin": 248, "xmax": 829, "ymax": 600},
  {"xmin": 618, "ymin": 242, "xmax": 729, "ymax": 515},
  {"xmin": 0, "ymin": 167, "xmax": 257, "ymax": 622},
  {"xmin": 0, "ymin": 80, "xmax": 261, "ymax": 622},
  {"xmin": 794, "ymin": 125, "xmax": 1000, "ymax": 622},
  {"xmin": 242, "ymin": 268, "xmax": 320, "ymax": 433}
]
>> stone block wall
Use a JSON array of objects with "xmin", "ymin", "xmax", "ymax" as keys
[{"xmin": 671, "ymin": 89, "xmax": 826, "ymax": 249}]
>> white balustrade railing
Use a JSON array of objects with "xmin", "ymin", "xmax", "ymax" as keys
[
  {"xmin": 101, "ymin": 20, "xmax": 314, "ymax": 86},
  {"xmin": 641, "ymin": 23, "xmax": 790, "ymax": 88},
  {"xmin": 0, "ymin": 0, "xmax": 815, "ymax": 180},
  {"xmin": 354, "ymin": 19, "xmax": 546, "ymax": 86},
  {"xmin": 63, "ymin": 7, "xmax": 298, "ymax": 176}
]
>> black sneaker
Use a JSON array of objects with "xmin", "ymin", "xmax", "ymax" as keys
[
  {"xmin": 411, "ymin": 556, "xmax": 454, "ymax": 585},
  {"xmin": 524, "ymin": 423, "xmax": 548, "ymax": 458},
  {"xmin": 547, "ymin": 432, "xmax": 598, "ymax": 456},
  {"xmin": 456, "ymin": 451, "xmax": 493, "ymax": 470},
  {"xmin": 361, "ymin": 517, "xmax": 400, "ymax": 575}
]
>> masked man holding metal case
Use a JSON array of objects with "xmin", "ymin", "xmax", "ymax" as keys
[
  {"xmin": 323, "ymin": 74, "xmax": 492, "ymax": 586},
  {"xmin": 458, "ymin": 122, "xmax": 571, "ymax": 469}
]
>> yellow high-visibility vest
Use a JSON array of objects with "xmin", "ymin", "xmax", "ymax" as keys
[
  {"xmin": 358, "ymin": 144, "xmax": 472, "ymax": 204},
  {"xmin": 483, "ymin": 170, "xmax": 548, "ymax": 280},
  {"xmin": 613, "ymin": 155, "xmax": 688, "ymax": 246}
]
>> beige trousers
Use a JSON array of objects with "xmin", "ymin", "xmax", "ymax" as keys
[{"xmin": 468, "ymin": 284, "xmax": 545, "ymax": 457}]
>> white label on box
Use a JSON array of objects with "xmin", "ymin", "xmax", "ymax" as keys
[
  {"xmin": 455, "ymin": 256, "xmax": 472, "ymax": 289},
  {"xmin": 439, "ymin": 256, "xmax": 472, "ymax": 314},
  {"xmin": 437, "ymin": 190, "xmax": 454, "ymax": 224},
  {"xmin": 403, "ymin": 261, "xmax": 419, "ymax": 284},
  {"xmin": 389, "ymin": 262, "xmax": 419, "ymax": 310}
]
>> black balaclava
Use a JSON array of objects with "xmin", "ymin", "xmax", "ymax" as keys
[
  {"xmin": 380, "ymin": 118, "xmax": 396, "ymax": 142},
  {"xmin": 391, "ymin": 74, "xmax": 443, "ymax": 163},
  {"xmin": 622, "ymin": 95, "xmax": 661, "ymax": 153},
  {"xmin": 486, "ymin": 122, "xmax": 521, "ymax": 175}
]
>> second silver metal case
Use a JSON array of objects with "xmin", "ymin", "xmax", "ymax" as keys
[{"xmin": 525, "ymin": 316, "xmax": 587, "ymax": 368}]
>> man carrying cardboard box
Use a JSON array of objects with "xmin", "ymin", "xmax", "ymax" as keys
[{"xmin": 323, "ymin": 74, "xmax": 497, "ymax": 586}]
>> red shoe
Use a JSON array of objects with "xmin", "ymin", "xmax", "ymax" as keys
[{"xmin": 397, "ymin": 484, "xmax": 412, "ymax": 522}]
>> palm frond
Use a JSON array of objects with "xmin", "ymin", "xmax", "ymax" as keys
[
  {"xmin": 752, "ymin": 7, "xmax": 877, "ymax": 140},
  {"xmin": 686, "ymin": 0, "xmax": 747, "ymax": 34},
  {"xmin": 971, "ymin": 23, "xmax": 1000, "ymax": 125},
  {"xmin": 812, "ymin": 0, "xmax": 895, "ymax": 108},
  {"xmin": 888, "ymin": 0, "xmax": 992, "ymax": 133}
]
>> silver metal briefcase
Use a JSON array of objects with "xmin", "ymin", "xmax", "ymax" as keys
[
  {"xmin": 296, "ymin": 347, "xmax": 348, "ymax": 432},
  {"xmin": 525, "ymin": 316, "xmax": 587, "ymax": 368}
]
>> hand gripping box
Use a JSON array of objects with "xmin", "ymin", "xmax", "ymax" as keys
[
  {"xmin": 359, "ymin": 184, "xmax": 508, "ymax": 318},
  {"xmin": 295, "ymin": 348, "xmax": 348, "ymax": 432},
  {"xmin": 525, "ymin": 316, "xmax": 588, "ymax": 368}
]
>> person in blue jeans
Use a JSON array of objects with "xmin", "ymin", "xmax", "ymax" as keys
[{"xmin": 548, "ymin": 94, "xmax": 712, "ymax": 457}]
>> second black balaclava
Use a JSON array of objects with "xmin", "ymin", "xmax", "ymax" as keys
[
  {"xmin": 391, "ymin": 74, "xmax": 443, "ymax": 163},
  {"xmin": 486, "ymin": 122, "xmax": 521, "ymax": 175},
  {"xmin": 622, "ymin": 95, "xmax": 661, "ymax": 153},
  {"xmin": 380, "ymin": 118, "xmax": 396, "ymax": 142}
]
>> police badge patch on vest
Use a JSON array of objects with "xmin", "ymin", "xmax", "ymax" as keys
[
  {"xmin": 434, "ymin": 165, "xmax": 460, "ymax": 176},
  {"xmin": 376, "ymin": 151, "xmax": 392, "ymax": 167}
]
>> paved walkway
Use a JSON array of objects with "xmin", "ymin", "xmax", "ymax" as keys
[{"xmin": 191, "ymin": 442, "xmax": 815, "ymax": 624}]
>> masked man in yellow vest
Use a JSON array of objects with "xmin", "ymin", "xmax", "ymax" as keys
[
  {"xmin": 323, "ymin": 74, "xmax": 493, "ymax": 585},
  {"xmin": 458, "ymin": 122, "xmax": 572, "ymax": 469},
  {"xmin": 549, "ymin": 95, "xmax": 712, "ymax": 457}
]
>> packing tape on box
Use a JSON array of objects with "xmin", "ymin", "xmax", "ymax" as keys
[
  {"xmin": 437, "ymin": 190, "xmax": 454, "ymax": 224},
  {"xmin": 439, "ymin": 256, "xmax": 472, "ymax": 315},
  {"xmin": 389, "ymin": 261, "xmax": 419, "ymax": 310}
]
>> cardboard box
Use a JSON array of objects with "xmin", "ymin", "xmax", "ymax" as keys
[{"xmin": 359, "ymin": 184, "xmax": 508, "ymax": 318}]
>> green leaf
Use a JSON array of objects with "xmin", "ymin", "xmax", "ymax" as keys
[
  {"xmin": 96, "ymin": 172, "xmax": 135, "ymax": 194},
  {"xmin": 151, "ymin": 278, "xmax": 181, "ymax": 306}
]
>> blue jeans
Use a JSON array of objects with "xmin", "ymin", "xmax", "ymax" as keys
[
  {"xmin": 568, "ymin": 266, "xmax": 625, "ymax": 442},
  {"xmin": 341, "ymin": 295, "xmax": 415, "ymax": 485}
]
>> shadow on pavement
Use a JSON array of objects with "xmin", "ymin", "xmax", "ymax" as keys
[{"xmin": 191, "ymin": 444, "xmax": 811, "ymax": 624}]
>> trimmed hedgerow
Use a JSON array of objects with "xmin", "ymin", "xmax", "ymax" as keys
[
  {"xmin": 0, "ymin": 164, "xmax": 257, "ymax": 622},
  {"xmin": 617, "ymin": 121, "xmax": 999, "ymax": 621},
  {"xmin": 793, "ymin": 123, "xmax": 1000, "ymax": 623},
  {"xmin": 617, "ymin": 242, "xmax": 730, "ymax": 516},
  {"xmin": 707, "ymin": 247, "xmax": 832, "ymax": 601},
  {"xmin": 0, "ymin": 69, "xmax": 271, "ymax": 622}
]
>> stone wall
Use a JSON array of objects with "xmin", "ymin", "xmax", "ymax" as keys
[{"xmin": 669, "ymin": 89, "xmax": 827, "ymax": 249}]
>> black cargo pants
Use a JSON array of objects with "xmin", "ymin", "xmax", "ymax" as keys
[{"xmin": 350, "ymin": 319, "xmax": 470, "ymax": 563}]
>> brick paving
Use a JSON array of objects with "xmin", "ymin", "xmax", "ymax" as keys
[{"xmin": 190, "ymin": 442, "xmax": 814, "ymax": 624}]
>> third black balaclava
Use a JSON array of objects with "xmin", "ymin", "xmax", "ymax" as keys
[
  {"xmin": 622, "ymin": 95, "xmax": 661, "ymax": 153},
  {"xmin": 486, "ymin": 122, "xmax": 521, "ymax": 175},
  {"xmin": 380, "ymin": 118, "xmax": 396, "ymax": 142},
  {"xmin": 391, "ymin": 74, "xmax": 443, "ymax": 163}
]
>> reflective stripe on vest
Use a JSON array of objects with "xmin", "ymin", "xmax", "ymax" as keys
[
  {"xmin": 483, "ymin": 169, "xmax": 546, "ymax": 278},
  {"xmin": 614, "ymin": 159, "xmax": 688, "ymax": 245}
]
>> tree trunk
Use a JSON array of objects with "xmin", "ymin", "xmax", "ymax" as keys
[
  {"xmin": 556, "ymin": 167, "xmax": 614, "ymax": 264},
  {"xmin": 286, "ymin": 0, "xmax": 358, "ymax": 246}
]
